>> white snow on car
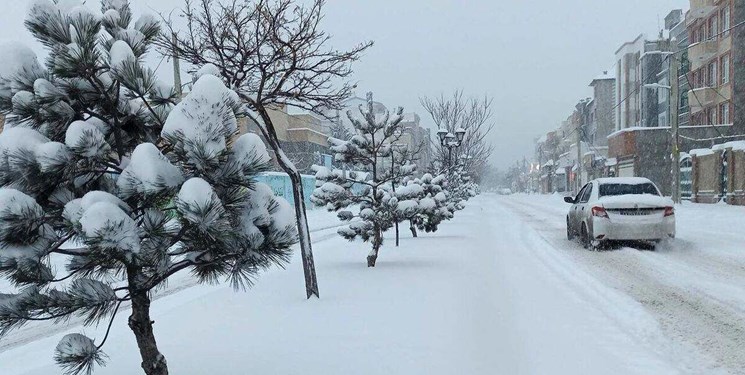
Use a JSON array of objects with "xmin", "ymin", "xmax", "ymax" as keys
[{"xmin": 565, "ymin": 177, "xmax": 675, "ymax": 250}]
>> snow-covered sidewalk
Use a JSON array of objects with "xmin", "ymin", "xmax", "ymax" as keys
[{"xmin": 0, "ymin": 195, "xmax": 735, "ymax": 374}]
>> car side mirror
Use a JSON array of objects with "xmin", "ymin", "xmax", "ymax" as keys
[{"xmin": 564, "ymin": 196, "xmax": 575, "ymax": 204}]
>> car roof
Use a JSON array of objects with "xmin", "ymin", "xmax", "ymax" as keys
[{"xmin": 592, "ymin": 177, "xmax": 654, "ymax": 185}]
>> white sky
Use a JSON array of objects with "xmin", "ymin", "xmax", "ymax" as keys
[{"xmin": 0, "ymin": 0, "xmax": 690, "ymax": 169}]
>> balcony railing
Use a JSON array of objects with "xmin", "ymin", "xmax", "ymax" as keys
[
  {"xmin": 688, "ymin": 87, "xmax": 718, "ymax": 113},
  {"xmin": 689, "ymin": 40, "xmax": 719, "ymax": 71}
]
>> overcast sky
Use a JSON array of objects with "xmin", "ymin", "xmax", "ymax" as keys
[{"xmin": 0, "ymin": 0, "xmax": 689, "ymax": 169}]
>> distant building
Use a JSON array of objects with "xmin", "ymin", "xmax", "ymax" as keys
[
  {"xmin": 588, "ymin": 71, "xmax": 616, "ymax": 149},
  {"xmin": 242, "ymin": 104, "xmax": 332, "ymax": 173},
  {"xmin": 398, "ymin": 112, "xmax": 432, "ymax": 172},
  {"xmin": 614, "ymin": 34, "xmax": 672, "ymax": 130}
]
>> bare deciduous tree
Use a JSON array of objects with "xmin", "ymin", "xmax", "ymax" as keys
[
  {"xmin": 158, "ymin": 0, "xmax": 374, "ymax": 298},
  {"xmin": 420, "ymin": 91, "xmax": 495, "ymax": 178}
]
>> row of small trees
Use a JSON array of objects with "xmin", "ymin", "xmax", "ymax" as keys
[
  {"xmin": 0, "ymin": 1, "xmax": 479, "ymax": 375},
  {"xmin": 311, "ymin": 93, "xmax": 477, "ymax": 267}
]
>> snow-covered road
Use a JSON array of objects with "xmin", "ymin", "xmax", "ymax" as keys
[
  {"xmin": 499, "ymin": 193, "xmax": 745, "ymax": 374},
  {"xmin": 1, "ymin": 194, "xmax": 744, "ymax": 374}
]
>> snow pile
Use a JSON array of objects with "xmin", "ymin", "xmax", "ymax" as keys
[
  {"xmin": 80, "ymin": 190, "xmax": 131, "ymax": 213},
  {"xmin": 109, "ymin": 40, "xmax": 135, "ymax": 70},
  {"xmin": 176, "ymin": 178, "xmax": 226, "ymax": 232},
  {"xmin": 134, "ymin": 13, "xmax": 158, "ymax": 32},
  {"xmin": 34, "ymin": 141, "xmax": 70, "ymax": 172},
  {"xmin": 162, "ymin": 75, "xmax": 239, "ymax": 165},
  {"xmin": 598, "ymin": 194, "xmax": 674, "ymax": 209},
  {"xmin": 102, "ymin": 9, "xmax": 120, "ymax": 25},
  {"xmin": 396, "ymin": 183, "xmax": 423, "ymax": 199},
  {"xmin": 118, "ymin": 143, "xmax": 184, "ymax": 197},
  {"xmin": 689, "ymin": 148, "xmax": 715, "ymax": 157},
  {"xmin": 0, "ymin": 42, "xmax": 42, "ymax": 98},
  {"xmin": 65, "ymin": 120, "xmax": 109, "ymax": 158},
  {"xmin": 0, "ymin": 188, "xmax": 45, "ymax": 242},
  {"xmin": 242, "ymin": 183, "xmax": 297, "ymax": 240},
  {"xmin": 194, "ymin": 63, "xmax": 221, "ymax": 81},
  {"xmin": 79, "ymin": 201, "xmax": 140, "ymax": 253},
  {"xmin": 395, "ymin": 199, "xmax": 418, "ymax": 215},
  {"xmin": 33, "ymin": 78, "xmax": 63, "ymax": 102},
  {"xmin": 232, "ymin": 133, "xmax": 271, "ymax": 166}
]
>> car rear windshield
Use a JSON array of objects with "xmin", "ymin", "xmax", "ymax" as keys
[{"xmin": 599, "ymin": 183, "xmax": 659, "ymax": 197}]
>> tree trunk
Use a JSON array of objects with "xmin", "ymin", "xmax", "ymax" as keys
[
  {"xmin": 287, "ymin": 169, "xmax": 320, "ymax": 297},
  {"xmin": 409, "ymin": 220, "xmax": 418, "ymax": 237},
  {"xmin": 368, "ymin": 224, "xmax": 382, "ymax": 267},
  {"xmin": 395, "ymin": 222, "xmax": 399, "ymax": 247},
  {"xmin": 256, "ymin": 107, "xmax": 319, "ymax": 298},
  {"xmin": 128, "ymin": 291, "xmax": 168, "ymax": 375}
]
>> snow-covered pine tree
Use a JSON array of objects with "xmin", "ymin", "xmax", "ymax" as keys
[
  {"xmin": 410, "ymin": 173, "xmax": 456, "ymax": 234},
  {"xmin": 0, "ymin": 1, "xmax": 296, "ymax": 375},
  {"xmin": 158, "ymin": 0, "xmax": 375, "ymax": 299},
  {"xmin": 447, "ymin": 166, "xmax": 479, "ymax": 205},
  {"xmin": 311, "ymin": 92, "xmax": 415, "ymax": 267}
]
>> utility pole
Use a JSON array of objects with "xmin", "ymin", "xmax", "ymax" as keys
[
  {"xmin": 172, "ymin": 33, "xmax": 182, "ymax": 97},
  {"xmin": 670, "ymin": 54, "xmax": 681, "ymax": 203}
]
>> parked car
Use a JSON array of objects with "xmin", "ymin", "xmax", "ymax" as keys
[{"xmin": 564, "ymin": 177, "xmax": 675, "ymax": 250}]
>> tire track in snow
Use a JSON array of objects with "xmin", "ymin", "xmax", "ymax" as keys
[{"xmin": 497, "ymin": 196, "xmax": 745, "ymax": 375}]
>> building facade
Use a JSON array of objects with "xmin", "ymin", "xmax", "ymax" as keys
[
  {"xmin": 588, "ymin": 72, "xmax": 616, "ymax": 148},
  {"xmin": 615, "ymin": 35, "xmax": 673, "ymax": 130},
  {"xmin": 686, "ymin": 0, "xmax": 741, "ymax": 128}
]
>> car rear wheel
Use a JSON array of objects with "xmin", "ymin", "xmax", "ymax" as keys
[
  {"xmin": 580, "ymin": 224, "xmax": 589, "ymax": 249},
  {"xmin": 581, "ymin": 223, "xmax": 602, "ymax": 251},
  {"xmin": 566, "ymin": 217, "xmax": 575, "ymax": 241}
]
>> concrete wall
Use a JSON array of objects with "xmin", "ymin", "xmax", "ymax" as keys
[
  {"xmin": 730, "ymin": 150, "xmax": 745, "ymax": 205},
  {"xmin": 691, "ymin": 147, "xmax": 745, "ymax": 206},
  {"xmin": 692, "ymin": 152, "xmax": 723, "ymax": 203}
]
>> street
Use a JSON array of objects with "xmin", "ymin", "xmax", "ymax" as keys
[{"xmin": 3, "ymin": 194, "xmax": 745, "ymax": 374}]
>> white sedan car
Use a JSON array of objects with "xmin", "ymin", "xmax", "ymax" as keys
[{"xmin": 565, "ymin": 177, "xmax": 675, "ymax": 250}]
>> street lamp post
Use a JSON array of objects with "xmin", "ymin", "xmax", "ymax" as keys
[{"xmin": 436, "ymin": 127, "xmax": 466, "ymax": 170}]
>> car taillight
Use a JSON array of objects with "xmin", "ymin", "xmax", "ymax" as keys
[
  {"xmin": 592, "ymin": 206, "xmax": 608, "ymax": 218},
  {"xmin": 664, "ymin": 206, "xmax": 674, "ymax": 217}
]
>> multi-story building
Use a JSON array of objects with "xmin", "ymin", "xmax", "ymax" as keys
[
  {"xmin": 658, "ymin": 9, "xmax": 690, "ymax": 128},
  {"xmin": 658, "ymin": 9, "xmax": 691, "ymax": 127},
  {"xmin": 398, "ymin": 112, "xmax": 432, "ymax": 171},
  {"xmin": 686, "ymin": 0, "xmax": 741, "ymax": 128},
  {"xmin": 588, "ymin": 72, "xmax": 616, "ymax": 148},
  {"xmin": 241, "ymin": 104, "xmax": 332, "ymax": 173},
  {"xmin": 615, "ymin": 35, "xmax": 672, "ymax": 130}
]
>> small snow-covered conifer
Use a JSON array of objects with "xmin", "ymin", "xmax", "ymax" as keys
[
  {"xmin": 311, "ymin": 92, "xmax": 415, "ymax": 267},
  {"xmin": 0, "ymin": 1, "xmax": 296, "ymax": 374}
]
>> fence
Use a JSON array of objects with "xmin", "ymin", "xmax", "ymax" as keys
[
  {"xmin": 689, "ymin": 141, "xmax": 745, "ymax": 206},
  {"xmin": 254, "ymin": 172, "xmax": 317, "ymax": 208}
]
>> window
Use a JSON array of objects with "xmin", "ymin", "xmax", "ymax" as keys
[
  {"xmin": 580, "ymin": 183, "xmax": 593, "ymax": 203},
  {"xmin": 599, "ymin": 183, "xmax": 659, "ymax": 197},
  {"xmin": 721, "ymin": 54, "xmax": 730, "ymax": 84},
  {"xmin": 722, "ymin": 6, "xmax": 731, "ymax": 37},
  {"xmin": 721, "ymin": 102, "xmax": 730, "ymax": 124},
  {"xmin": 708, "ymin": 16, "xmax": 718, "ymax": 39},
  {"xmin": 708, "ymin": 62, "xmax": 717, "ymax": 87}
]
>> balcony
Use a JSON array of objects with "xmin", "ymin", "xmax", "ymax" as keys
[
  {"xmin": 687, "ymin": 0, "xmax": 717, "ymax": 24},
  {"xmin": 689, "ymin": 40, "xmax": 719, "ymax": 71},
  {"xmin": 688, "ymin": 87, "xmax": 717, "ymax": 113}
]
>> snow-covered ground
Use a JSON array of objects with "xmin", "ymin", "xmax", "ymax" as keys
[{"xmin": 2, "ymin": 194, "xmax": 745, "ymax": 374}]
